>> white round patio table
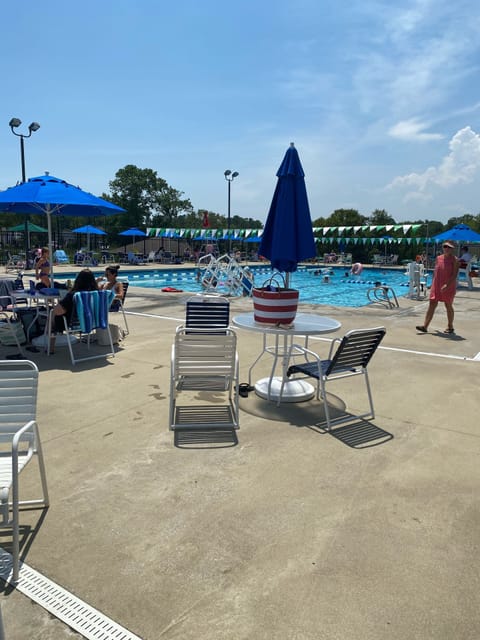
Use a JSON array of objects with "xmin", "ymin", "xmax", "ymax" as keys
[{"xmin": 232, "ymin": 312, "xmax": 341, "ymax": 403}]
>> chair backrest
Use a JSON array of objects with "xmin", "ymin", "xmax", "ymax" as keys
[
  {"xmin": 326, "ymin": 327, "xmax": 386, "ymax": 376},
  {"xmin": 173, "ymin": 328, "xmax": 237, "ymax": 379},
  {"xmin": 185, "ymin": 294, "xmax": 230, "ymax": 330},
  {"xmin": 71, "ymin": 290, "xmax": 115, "ymax": 332},
  {"xmin": 0, "ymin": 360, "xmax": 38, "ymax": 441},
  {"xmin": 120, "ymin": 281, "xmax": 129, "ymax": 303}
]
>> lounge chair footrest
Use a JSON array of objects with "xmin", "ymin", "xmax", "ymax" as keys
[{"xmin": 171, "ymin": 405, "xmax": 238, "ymax": 430}]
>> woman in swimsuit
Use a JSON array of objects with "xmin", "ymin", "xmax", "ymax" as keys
[
  {"xmin": 97, "ymin": 265, "xmax": 124, "ymax": 310},
  {"xmin": 35, "ymin": 247, "xmax": 51, "ymax": 288}
]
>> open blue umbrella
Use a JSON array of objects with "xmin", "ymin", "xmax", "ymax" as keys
[
  {"xmin": 259, "ymin": 143, "xmax": 316, "ymax": 285},
  {"xmin": 0, "ymin": 173, "xmax": 125, "ymax": 279},
  {"xmin": 72, "ymin": 224, "xmax": 107, "ymax": 252},
  {"xmin": 432, "ymin": 223, "xmax": 480, "ymax": 244},
  {"xmin": 119, "ymin": 227, "xmax": 147, "ymax": 253}
]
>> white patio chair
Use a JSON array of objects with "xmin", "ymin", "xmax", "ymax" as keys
[
  {"xmin": 458, "ymin": 263, "xmax": 473, "ymax": 290},
  {"xmin": 285, "ymin": 327, "xmax": 386, "ymax": 430},
  {"xmin": 169, "ymin": 327, "xmax": 239, "ymax": 431},
  {"xmin": 0, "ymin": 360, "xmax": 49, "ymax": 583}
]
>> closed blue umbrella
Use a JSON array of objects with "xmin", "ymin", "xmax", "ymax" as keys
[
  {"xmin": 0, "ymin": 174, "xmax": 125, "ymax": 279},
  {"xmin": 259, "ymin": 143, "xmax": 316, "ymax": 285}
]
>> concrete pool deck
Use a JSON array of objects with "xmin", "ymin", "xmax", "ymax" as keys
[{"xmin": 1, "ymin": 266, "xmax": 479, "ymax": 639}]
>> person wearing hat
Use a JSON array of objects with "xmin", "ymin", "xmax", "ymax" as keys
[{"xmin": 416, "ymin": 240, "xmax": 459, "ymax": 334}]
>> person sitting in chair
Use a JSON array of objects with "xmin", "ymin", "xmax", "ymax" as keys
[
  {"xmin": 50, "ymin": 269, "xmax": 99, "ymax": 351},
  {"xmin": 97, "ymin": 265, "xmax": 124, "ymax": 310},
  {"xmin": 458, "ymin": 246, "xmax": 472, "ymax": 269}
]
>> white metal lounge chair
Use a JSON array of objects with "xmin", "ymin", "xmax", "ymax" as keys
[
  {"xmin": 286, "ymin": 327, "xmax": 386, "ymax": 430},
  {"xmin": 0, "ymin": 360, "xmax": 49, "ymax": 583},
  {"xmin": 169, "ymin": 327, "xmax": 239, "ymax": 431}
]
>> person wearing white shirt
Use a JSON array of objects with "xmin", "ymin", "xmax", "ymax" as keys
[{"xmin": 458, "ymin": 246, "xmax": 472, "ymax": 269}]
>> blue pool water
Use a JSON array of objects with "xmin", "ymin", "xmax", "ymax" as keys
[{"xmin": 57, "ymin": 265, "xmax": 424, "ymax": 308}]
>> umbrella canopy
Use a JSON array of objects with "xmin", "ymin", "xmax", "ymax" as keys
[
  {"xmin": 258, "ymin": 143, "xmax": 316, "ymax": 283},
  {"xmin": 119, "ymin": 227, "xmax": 147, "ymax": 251},
  {"xmin": 0, "ymin": 173, "xmax": 125, "ymax": 280},
  {"xmin": 72, "ymin": 224, "xmax": 107, "ymax": 235},
  {"xmin": 119, "ymin": 227, "xmax": 146, "ymax": 238},
  {"xmin": 72, "ymin": 224, "xmax": 107, "ymax": 252},
  {"xmin": 432, "ymin": 224, "xmax": 480, "ymax": 244},
  {"xmin": 8, "ymin": 221, "xmax": 48, "ymax": 233}
]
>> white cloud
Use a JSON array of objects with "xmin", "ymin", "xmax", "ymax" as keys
[
  {"xmin": 389, "ymin": 118, "xmax": 443, "ymax": 141},
  {"xmin": 386, "ymin": 126, "xmax": 480, "ymax": 198}
]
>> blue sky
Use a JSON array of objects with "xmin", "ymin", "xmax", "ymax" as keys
[{"xmin": 1, "ymin": 0, "xmax": 480, "ymax": 224}]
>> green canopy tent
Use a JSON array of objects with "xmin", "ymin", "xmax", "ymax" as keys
[
  {"xmin": 8, "ymin": 221, "xmax": 48, "ymax": 233},
  {"xmin": 7, "ymin": 221, "xmax": 49, "ymax": 254}
]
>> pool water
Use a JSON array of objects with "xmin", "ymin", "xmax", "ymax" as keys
[{"xmin": 59, "ymin": 265, "xmax": 426, "ymax": 308}]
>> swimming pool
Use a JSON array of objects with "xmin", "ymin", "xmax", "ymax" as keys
[{"xmin": 57, "ymin": 265, "xmax": 425, "ymax": 308}]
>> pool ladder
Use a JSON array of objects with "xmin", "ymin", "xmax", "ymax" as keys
[{"xmin": 367, "ymin": 285, "xmax": 399, "ymax": 309}]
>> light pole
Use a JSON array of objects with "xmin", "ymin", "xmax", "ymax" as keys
[
  {"xmin": 9, "ymin": 117, "xmax": 41, "ymax": 259},
  {"xmin": 224, "ymin": 169, "xmax": 239, "ymax": 254}
]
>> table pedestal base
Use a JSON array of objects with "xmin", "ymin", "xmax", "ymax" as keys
[{"xmin": 254, "ymin": 377, "xmax": 315, "ymax": 403}]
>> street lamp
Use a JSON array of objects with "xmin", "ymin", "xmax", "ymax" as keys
[
  {"xmin": 224, "ymin": 169, "xmax": 239, "ymax": 254},
  {"xmin": 9, "ymin": 117, "xmax": 41, "ymax": 258}
]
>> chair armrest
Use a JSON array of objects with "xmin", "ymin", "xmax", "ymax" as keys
[
  {"xmin": 11, "ymin": 420, "xmax": 37, "ymax": 476},
  {"xmin": 11, "ymin": 420, "xmax": 37, "ymax": 452},
  {"xmin": 327, "ymin": 337, "xmax": 341, "ymax": 360}
]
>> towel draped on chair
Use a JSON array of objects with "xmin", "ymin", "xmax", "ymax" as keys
[{"xmin": 74, "ymin": 290, "xmax": 114, "ymax": 333}]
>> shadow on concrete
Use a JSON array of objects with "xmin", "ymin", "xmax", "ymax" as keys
[
  {"xmin": 0, "ymin": 507, "xmax": 49, "ymax": 595},
  {"xmin": 325, "ymin": 419, "xmax": 393, "ymax": 448}
]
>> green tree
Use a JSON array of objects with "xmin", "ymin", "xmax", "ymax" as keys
[
  {"xmin": 367, "ymin": 209, "xmax": 395, "ymax": 225},
  {"xmin": 105, "ymin": 164, "xmax": 194, "ymax": 232},
  {"xmin": 446, "ymin": 213, "xmax": 480, "ymax": 231},
  {"xmin": 325, "ymin": 209, "xmax": 367, "ymax": 226}
]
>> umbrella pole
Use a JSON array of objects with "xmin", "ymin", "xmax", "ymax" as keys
[{"xmin": 47, "ymin": 206, "xmax": 54, "ymax": 285}]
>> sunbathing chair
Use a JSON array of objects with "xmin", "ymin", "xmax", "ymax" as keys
[
  {"xmin": 0, "ymin": 298, "xmax": 26, "ymax": 356},
  {"xmin": 54, "ymin": 290, "xmax": 116, "ymax": 365},
  {"xmin": 285, "ymin": 327, "xmax": 386, "ymax": 430},
  {"xmin": 53, "ymin": 249, "xmax": 69, "ymax": 264},
  {"xmin": 169, "ymin": 327, "xmax": 239, "ymax": 431},
  {"xmin": 0, "ymin": 360, "xmax": 49, "ymax": 583},
  {"xmin": 5, "ymin": 254, "xmax": 26, "ymax": 273}
]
